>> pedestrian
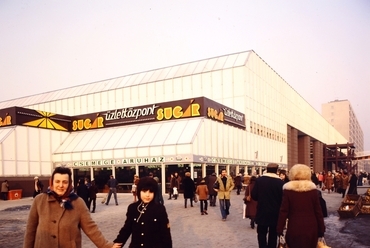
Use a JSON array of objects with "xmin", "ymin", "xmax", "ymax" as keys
[
  {"xmin": 277, "ymin": 164, "xmax": 326, "ymax": 248},
  {"xmin": 251, "ymin": 163, "xmax": 284, "ymax": 248},
  {"xmin": 341, "ymin": 171, "xmax": 350, "ymax": 198},
  {"xmin": 113, "ymin": 176, "xmax": 172, "ymax": 248},
  {"xmin": 278, "ymin": 170, "xmax": 289, "ymax": 183},
  {"xmin": 348, "ymin": 172, "xmax": 358, "ymax": 195},
  {"xmin": 168, "ymin": 173, "xmax": 180, "ymax": 200},
  {"xmin": 23, "ymin": 166, "xmax": 120, "ymax": 248},
  {"xmin": 106, "ymin": 175, "xmax": 119, "ymax": 205},
  {"xmin": 88, "ymin": 180, "xmax": 99, "ymax": 213},
  {"xmin": 154, "ymin": 176, "xmax": 164, "ymax": 204},
  {"xmin": 132, "ymin": 174, "xmax": 139, "ymax": 202},
  {"xmin": 244, "ymin": 176, "xmax": 257, "ymax": 229},
  {"xmin": 207, "ymin": 172, "xmax": 218, "ymax": 207},
  {"xmin": 76, "ymin": 177, "xmax": 89, "ymax": 207},
  {"xmin": 196, "ymin": 179, "xmax": 208, "ymax": 215},
  {"xmin": 234, "ymin": 173, "xmax": 243, "ymax": 195},
  {"xmin": 33, "ymin": 176, "xmax": 44, "ymax": 198},
  {"xmin": 324, "ymin": 171, "xmax": 334, "ymax": 193},
  {"xmin": 214, "ymin": 169, "xmax": 235, "ymax": 221},
  {"xmin": 1, "ymin": 179, "xmax": 9, "ymax": 200},
  {"xmin": 318, "ymin": 172, "xmax": 324, "ymax": 188},
  {"xmin": 182, "ymin": 172, "xmax": 196, "ymax": 208}
]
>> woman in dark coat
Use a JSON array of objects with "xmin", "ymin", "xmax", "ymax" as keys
[
  {"xmin": 244, "ymin": 176, "xmax": 257, "ymax": 228},
  {"xmin": 348, "ymin": 172, "xmax": 358, "ymax": 195},
  {"xmin": 76, "ymin": 178, "xmax": 89, "ymax": 207},
  {"xmin": 277, "ymin": 164, "xmax": 325, "ymax": 248},
  {"xmin": 182, "ymin": 172, "xmax": 196, "ymax": 208}
]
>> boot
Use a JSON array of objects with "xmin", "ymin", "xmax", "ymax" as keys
[{"xmin": 184, "ymin": 199, "xmax": 187, "ymax": 208}]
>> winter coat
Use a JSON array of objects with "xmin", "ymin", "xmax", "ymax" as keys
[
  {"xmin": 182, "ymin": 176, "xmax": 196, "ymax": 199},
  {"xmin": 23, "ymin": 193, "xmax": 113, "ymax": 248},
  {"xmin": 215, "ymin": 176, "xmax": 235, "ymax": 200},
  {"xmin": 114, "ymin": 201, "xmax": 172, "ymax": 248},
  {"xmin": 170, "ymin": 176, "xmax": 180, "ymax": 189},
  {"xmin": 196, "ymin": 184, "xmax": 208, "ymax": 200},
  {"xmin": 341, "ymin": 174, "xmax": 350, "ymax": 189},
  {"xmin": 1, "ymin": 181, "xmax": 9, "ymax": 193},
  {"xmin": 88, "ymin": 184, "xmax": 99, "ymax": 199},
  {"xmin": 206, "ymin": 174, "xmax": 217, "ymax": 195},
  {"xmin": 324, "ymin": 174, "xmax": 334, "ymax": 189},
  {"xmin": 234, "ymin": 175, "xmax": 242, "ymax": 187},
  {"xmin": 244, "ymin": 181, "xmax": 257, "ymax": 219},
  {"xmin": 251, "ymin": 173, "xmax": 284, "ymax": 226},
  {"xmin": 277, "ymin": 180, "xmax": 326, "ymax": 248}
]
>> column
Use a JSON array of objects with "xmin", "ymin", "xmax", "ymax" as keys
[
  {"xmin": 215, "ymin": 164, "xmax": 219, "ymax": 175},
  {"xmin": 161, "ymin": 163, "xmax": 166, "ymax": 196},
  {"xmin": 190, "ymin": 163, "xmax": 194, "ymax": 180},
  {"xmin": 202, "ymin": 163, "xmax": 206, "ymax": 178},
  {"xmin": 90, "ymin": 167, "xmax": 94, "ymax": 181}
]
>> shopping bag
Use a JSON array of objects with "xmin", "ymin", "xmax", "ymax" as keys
[
  {"xmin": 277, "ymin": 235, "xmax": 288, "ymax": 248},
  {"xmin": 101, "ymin": 193, "xmax": 108, "ymax": 204},
  {"xmin": 173, "ymin": 187, "xmax": 178, "ymax": 196},
  {"xmin": 317, "ymin": 237, "xmax": 330, "ymax": 248},
  {"xmin": 242, "ymin": 202, "xmax": 246, "ymax": 219}
]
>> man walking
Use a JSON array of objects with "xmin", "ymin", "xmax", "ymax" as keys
[
  {"xmin": 251, "ymin": 163, "xmax": 284, "ymax": 248},
  {"xmin": 214, "ymin": 169, "xmax": 234, "ymax": 221},
  {"xmin": 106, "ymin": 175, "xmax": 119, "ymax": 205}
]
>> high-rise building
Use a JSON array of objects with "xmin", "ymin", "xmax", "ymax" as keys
[{"xmin": 322, "ymin": 100, "xmax": 364, "ymax": 152}]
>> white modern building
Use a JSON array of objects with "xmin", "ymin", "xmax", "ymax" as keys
[{"xmin": 0, "ymin": 50, "xmax": 347, "ymax": 196}]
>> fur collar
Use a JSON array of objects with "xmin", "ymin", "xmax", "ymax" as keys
[
  {"xmin": 262, "ymin": 173, "xmax": 281, "ymax": 179},
  {"xmin": 283, "ymin": 180, "xmax": 317, "ymax": 192}
]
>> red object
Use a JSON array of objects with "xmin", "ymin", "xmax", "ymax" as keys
[{"xmin": 8, "ymin": 189, "xmax": 22, "ymax": 200}]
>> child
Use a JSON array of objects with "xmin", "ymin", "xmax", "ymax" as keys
[
  {"xmin": 132, "ymin": 175, "xmax": 139, "ymax": 202},
  {"xmin": 113, "ymin": 176, "xmax": 172, "ymax": 247},
  {"xmin": 196, "ymin": 179, "xmax": 209, "ymax": 215}
]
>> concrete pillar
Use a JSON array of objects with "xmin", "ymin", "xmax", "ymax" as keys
[
  {"xmin": 298, "ymin": 135, "xmax": 311, "ymax": 166},
  {"xmin": 313, "ymin": 141, "xmax": 323, "ymax": 172},
  {"xmin": 161, "ymin": 163, "xmax": 166, "ymax": 195},
  {"xmin": 202, "ymin": 163, "xmax": 206, "ymax": 178},
  {"xmin": 215, "ymin": 164, "xmax": 219, "ymax": 175},
  {"xmin": 190, "ymin": 163, "xmax": 194, "ymax": 180}
]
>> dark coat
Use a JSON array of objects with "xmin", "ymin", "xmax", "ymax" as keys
[
  {"xmin": 277, "ymin": 180, "xmax": 326, "ymax": 248},
  {"xmin": 251, "ymin": 173, "xmax": 284, "ymax": 226},
  {"xmin": 348, "ymin": 174, "xmax": 358, "ymax": 195},
  {"xmin": 114, "ymin": 201, "xmax": 172, "ymax": 248},
  {"xmin": 234, "ymin": 175, "xmax": 242, "ymax": 187},
  {"xmin": 206, "ymin": 174, "xmax": 217, "ymax": 195},
  {"xmin": 88, "ymin": 184, "xmax": 99, "ymax": 199},
  {"xmin": 182, "ymin": 176, "xmax": 196, "ymax": 199},
  {"xmin": 76, "ymin": 182, "xmax": 89, "ymax": 205},
  {"xmin": 245, "ymin": 181, "xmax": 257, "ymax": 219}
]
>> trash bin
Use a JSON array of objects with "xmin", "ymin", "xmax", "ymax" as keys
[{"xmin": 8, "ymin": 189, "xmax": 22, "ymax": 200}]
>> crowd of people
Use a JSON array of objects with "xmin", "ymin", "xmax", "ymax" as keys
[{"xmin": 19, "ymin": 164, "xmax": 369, "ymax": 248}]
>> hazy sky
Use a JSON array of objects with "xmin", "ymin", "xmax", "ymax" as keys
[{"xmin": 1, "ymin": 1, "xmax": 370, "ymax": 150}]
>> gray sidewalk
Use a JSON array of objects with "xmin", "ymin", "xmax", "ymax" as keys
[{"xmin": 1, "ymin": 187, "xmax": 369, "ymax": 248}]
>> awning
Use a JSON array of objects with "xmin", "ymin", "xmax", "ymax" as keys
[{"xmin": 53, "ymin": 118, "xmax": 203, "ymax": 158}]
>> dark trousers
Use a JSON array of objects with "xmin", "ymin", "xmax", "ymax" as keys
[
  {"xmin": 88, "ymin": 197, "xmax": 96, "ymax": 212},
  {"xmin": 1, "ymin": 192, "xmax": 7, "ymax": 200},
  {"xmin": 209, "ymin": 194, "xmax": 217, "ymax": 206},
  {"xmin": 236, "ymin": 185, "xmax": 242, "ymax": 195},
  {"xmin": 200, "ymin": 200, "xmax": 208, "ymax": 212},
  {"xmin": 184, "ymin": 198, "xmax": 193, "ymax": 208},
  {"xmin": 106, "ymin": 188, "xmax": 118, "ymax": 205},
  {"xmin": 33, "ymin": 190, "xmax": 41, "ymax": 198},
  {"xmin": 257, "ymin": 224, "xmax": 278, "ymax": 248}
]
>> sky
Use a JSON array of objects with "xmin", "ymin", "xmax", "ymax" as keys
[{"xmin": 1, "ymin": 1, "xmax": 370, "ymax": 150}]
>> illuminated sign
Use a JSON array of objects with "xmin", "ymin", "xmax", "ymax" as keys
[
  {"xmin": 0, "ymin": 97, "xmax": 245, "ymax": 131},
  {"xmin": 72, "ymin": 157, "xmax": 166, "ymax": 167}
]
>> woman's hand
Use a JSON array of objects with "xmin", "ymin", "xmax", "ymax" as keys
[{"xmin": 112, "ymin": 243, "xmax": 122, "ymax": 248}]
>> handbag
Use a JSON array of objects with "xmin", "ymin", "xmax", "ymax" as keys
[
  {"xmin": 173, "ymin": 187, "xmax": 178, "ymax": 196},
  {"xmin": 277, "ymin": 235, "xmax": 288, "ymax": 248},
  {"xmin": 193, "ymin": 194, "xmax": 198, "ymax": 203},
  {"xmin": 317, "ymin": 237, "xmax": 330, "ymax": 248}
]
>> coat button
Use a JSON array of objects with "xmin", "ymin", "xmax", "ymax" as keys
[
  {"xmin": 141, "ymin": 222, "xmax": 144, "ymax": 225},
  {"xmin": 141, "ymin": 233, "xmax": 144, "ymax": 236},
  {"xmin": 51, "ymin": 235, "xmax": 56, "ymax": 238},
  {"xmin": 52, "ymin": 220, "xmax": 56, "ymax": 223}
]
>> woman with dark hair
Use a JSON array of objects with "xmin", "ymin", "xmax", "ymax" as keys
[
  {"xmin": 113, "ymin": 176, "xmax": 172, "ymax": 248},
  {"xmin": 24, "ymin": 166, "xmax": 119, "ymax": 248}
]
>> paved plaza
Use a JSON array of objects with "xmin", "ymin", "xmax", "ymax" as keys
[{"xmin": 0, "ymin": 187, "xmax": 370, "ymax": 248}]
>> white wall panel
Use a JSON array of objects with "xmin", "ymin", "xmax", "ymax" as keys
[
  {"xmin": 125, "ymin": 148, "xmax": 137, "ymax": 157},
  {"xmin": 17, "ymin": 161, "xmax": 29, "ymax": 175},
  {"xmin": 81, "ymin": 151, "xmax": 92, "ymax": 160},
  {"xmin": 138, "ymin": 84, "xmax": 147, "ymax": 105},
  {"xmin": 123, "ymin": 87, "xmax": 131, "ymax": 107},
  {"xmin": 172, "ymin": 78, "xmax": 182, "ymax": 100},
  {"xmin": 29, "ymin": 161, "xmax": 40, "ymax": 175},
  {"xmin": 137, "ymin": 147, "xmax": 149, "ymax": 157},
  {"xmin": 163, "ymin": 145, "xmax": 176, "ymax": 155},
  {"xmin": 41, "ymin": 161, "xmax": 52, "ymax": 175},
  {"xmin": 3, "ymin": 161, "xmax": 16, "ymax": 175},
  {"xmin": 71, "ymin": 152, "xmax": 81, "ymax": 161},
  {"xmin": 164, "ymin": 79, "xmax": 173, "ymax": 102},
  {"xmin": 176, "ymin": 144, "xmax": 191, "ymax": 154},
  {"xmin": 147, "ymin": 83, "xmax": 156, "ymax": 103},
  {"xmin": 114, "ymin": 89, "xmax": 124, "ymax": 108},
  {"xmin": 149, "ymin": 146, "xmax": 162, "ymax": 156},
  {"xmin": 131, "ymin": 86, "xmax": 139, "ymax": 106},
  {"xmin": 100, "ymin": 150, "xmax": 112, "ymax": 160},
  {"xmin": 3, "ymin": 131, "xmax": 15, "ymax": 160},
  {"xmin": 112, "ymin": 149, "xmax": 123, "ymax": 159},
  {"xmin": 16, "ymin": 127, "xmax": 29, "ymax": 161}
]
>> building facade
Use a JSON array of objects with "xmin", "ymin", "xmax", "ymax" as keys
[
  {"xmin": 0, "ymin": 50, "xmax": 347, "ymax": 196},
  {"xmin": 322, "ymin": 99, "xmax": 365, "ymax": 171}
]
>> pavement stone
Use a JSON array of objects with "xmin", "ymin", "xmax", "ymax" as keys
[{"xmin": 0, "ymin": 186, "xmax": 369, "ymax": 248}]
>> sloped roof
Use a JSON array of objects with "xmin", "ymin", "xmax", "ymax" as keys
[{"xmin": 0, "ymin": 51, "xmax": 251, "ymax": 109}]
